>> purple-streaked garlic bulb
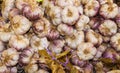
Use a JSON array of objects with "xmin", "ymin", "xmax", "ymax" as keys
[
  {"xmin": 22, "ymin": 5, "xmax": 44, "ymax": 21},
  {"xmin": 46, "ymin": 27, "xmax": 60, "ymax": 40},
  {"xmin": 1, "ymin": 48, "xmax": 19, "ymax": 66},
  {"xmin": 98, "ymin": 20, "xmax": 117, "ymax": 36},
  {"xmin": 77, "ymin": 42, "xmax": 97, "ymax": 60},
  {"xmin": 16, "ymin": 0, "xmax": 44, "ymax": 21},
  {"xmin": 8, "ymin": 8, "xmax": 20, "ymax": 19},
  {"xmin": 36, "ymin": 69, "xmax": 49, "ymax": 73},
  {"xmin": 48, "ymin": 6, "xmax": 62, "ymax": 26},
  {"xmin": 84, "ymin": 0, "xmax": 100, "ymax": 17},
  {"xmin": 65, "ymin": 30, "xmax": 84, "ymax": 49},
  {"xmin": 19, "ymin": 47, "xmax": 34, "ymax": 65},
  {"xmin": 0, "ymin": 23, "xmax": 14, "ymax": 42},
  {"xmin": 100, "ymin": 3, "xmax": 118, "ymax": 19},
  {"xmin": 86, "ymin": 29, "xmax": 103, "ymax": 46},
  {"xmin": 103, "ymin": 48, "xmax": 119, "ymax": 62},
  {"xmin": 15, "ymin": 0, "xmax": 27, "ymax": 10},
  {"xmin": 71, "ymin": 51, "xmax": 86, "ymax": 67},
  {"xmin": 1, "ymin": 0, "xmax": 15, "ymax": 20},
  {"xmin": 88, "ymin": 17, "xmax": 103, "ymax": 29},
  {"xmin": 9, "ymin": 35, "xmax": 29, "ymax": 51},
  {"xmin": 84, "ymin": 63, "xmax": 93, "ymax": 73},
  {"xmin": 30, "ymin": 35, "xmax": 50, "ymax": 51},
  {"xmin": 11, "ymin": 15, "xmax": 32, "ymax": 35},
  {"xmin": 7, "ymin": 66, "xmax": 17, "ymax": 73},
  {"xmin": 110, "ymin": 33, "xmax": 120, "ymax": 51},
  {"xmin": 94, "ymin": 43, "xmax": 107, "ymax": 60},
  {"xmin": 57, "ymin": 23, "xmax": 75, "ymax": 36},
  {"xmin": 33, "ymin": 17, "xmax": 51, "ymax": 38},
  {"xmin": 0, "ymin": 17, "xmax": 5, "ymax": 26},
  {"xmin": 49, "ymin": 39, "xmax": 65, "ymax": 54},
  {"xmin": 0, "ymin": 41, "xmax": 5, "ymax": 52},
  {"xmin": 75, "ymin": 15, "xmax": 90, "ymax": 31},
  {"xmin": 61, "ymin": 5, "xmax": 79, "ymax": 25}
]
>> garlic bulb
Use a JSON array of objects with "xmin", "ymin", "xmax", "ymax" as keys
[
  {"xmin": 77, "ymin": 42, "xmax": 97, "ymax": 60},
  {"xmin": 1, "ymin": 48, "xmax": 19, "ymax": 66},
  {"xmin": 9, "ymin": 35, "xmax": 29, "ymax": 51},
  {"xmin": 66, "ymin": 30, "xmax": 84, "ymax": 49},
  {"xmin": 30, "ymin": 36, "xmax": 50, "ymax": 51},
  {"xmin": 61, "ymin": 5, "xmax": 79, "ymax": 25},
  {"xmin": 11, "ymin": 15, "xmax": 32, "ymax": 35}
]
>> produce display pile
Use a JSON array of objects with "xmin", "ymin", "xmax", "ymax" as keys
[{"xmin": 0, "ymin": 0, "xmax": 120, "ymax": 73}]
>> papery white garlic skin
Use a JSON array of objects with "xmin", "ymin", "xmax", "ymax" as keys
[
  {"xmin": 1, "ymin": 0, "xmax": 15, "ymax": 20},
  {"xmin": 11, "ymin": 15, "xmax": 32, "ymax": 35},
  {"xmin": 0, "ymin": 23, "xmax": 14, "ymax": 42},
  {"xmin": 77, "ymin": 42, "xmax": 97, "ymax": 60},
  {"xmin": 0, "ymin": 64, "xmax": 7, "ymax": 73},
  {"xmin": 55, "ymin": 0, "xmax": 73, "ymax": 8},
  {"xmin": 86, "ymin": 29, "xmax": 103, "ymax": 45},
  {"xmin": 77, "ymin": 5, "xmax": 83, "ymax": 15},
  {"xmin": 49, "ymin": 6, "xmax": 62, "ymax": 26},
  {"xmin": 100, "ymin": 3, "xmax": 118, "ymax": 19},
  {"xmin": 57, "ymin": 23, "xmax": 74, "ymax": 36},
  {"xmin": 75, "ymin": 15, "xmax": 90, "ymax": 30},
  {"xmin": 98, "ymin": 20, "xmax": 117, "ymax": 36},
  {"xmin": 31, "ymin": 36, "xmax": 49, "ymax": 51},
  {"xmin": 66, "ymin": 30, "xmax": 84, "ymax": 49},
  {"xmin": 9, "ymin": 35, "xmax": 29, "ymax": 51},
  {"xmin": 110, "ymin": 33, "xmax": 120, "ymax": 51},
  {"xmin": 84, "ymin": 0, "xmax": 100, "ymax": 17},
  {"xmin": 61, "ymin": 5, "xmax": 79, "ymax": 25},
  {"xmin": 1, "ymin": 48, "xmax": 19, "ymax": 66}
]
